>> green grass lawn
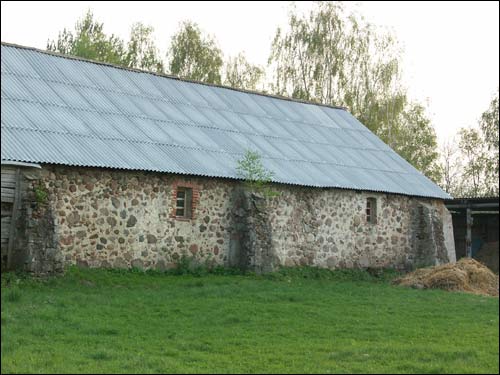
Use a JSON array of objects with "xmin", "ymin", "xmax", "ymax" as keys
[{"xmin": 1, "ymin": 267, "xmax": 498, "ymax": 374}]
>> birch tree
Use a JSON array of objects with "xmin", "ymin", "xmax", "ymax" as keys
[
  {"xmin": 479, "ymin": 91, "xmax": 499, "ymax": 195},
  {"xmin": 439, "ymin": 137, "xmax": 462, "ymax": 196},
  {"xmin": 47, "ymin": 11, "xmax": 164, "ymax": 72},
  {"xmin": 224, "ymin": 53, "xmax": 265, "ymax": 91},
  {"xmin": 167, "ymin": 21, "xmax": 223, "ymax": 84},
  {"xmin": 47, "ymin": 10, "xmax": 125, "ymax": 65},
  {"xmin": 125, "ymin": 23, "xmax": 164, "ymax": 73},
  {"xmin": 269, "ymin": 2, "xmax": 440, "ymax": 181}
]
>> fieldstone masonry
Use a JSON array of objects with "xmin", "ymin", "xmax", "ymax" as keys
[
  {"xmin": 20, "ymin": 165, "xmax": 455, "ymax": 273},
  {"xmin": 411, "ymin": 201, "xmax": 451, "ymax": 268},
  {"xmin": 265, "ymin": 186, "xmax": 455, "ymax": 270},
  {"xmin": 23, "ymin": 202, "xmax": 63, "ymax": 274},
  {"xmin": 229, "ymin": 188, "xmax": 278, "ymax": 273}
]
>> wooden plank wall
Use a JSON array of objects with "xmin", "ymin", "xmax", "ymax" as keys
[
  {"xmin": 1, "ymin": 216, "xmax": 11, "ymax": 248},
  {"xmin": 2, "ymin": 166, "xmax": 24, "ymax": 269},
  {"xmin": 1, "ymin": 167, "xmax": 16, "ymax": 251},
  {"xmin": 2, "ymin": 168, "xmax": 16, "ymax": 203}
]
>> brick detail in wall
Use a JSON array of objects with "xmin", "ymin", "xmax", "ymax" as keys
[{"xmin": 170, "ymin": 179, "xmax": 201, "ymax": 220}]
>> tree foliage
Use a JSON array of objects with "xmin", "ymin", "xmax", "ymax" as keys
[
  {"xmin": 47, "ymin": 11, "xmax": 163, "ymax": 72},
  {"xmin": 47, "ymin": 10, "xmax": 125, "ymax": 65},
  {"xmin": 479, "ymin": 91, "xmax": 499, "ymax": 193},
  {"xmin": 236, "ymin": 150, "xmax": 278, "ymax": 197},
  {"xmin": 447, "ymin": 91, "xmax": 499, "ymax": 197},
  {"xmin": 236, "ymin": 149, "xmax": 274, "ymax": 183},
  {"xmin": 384, "ymin": 103, "xmax": 442, "ymax": 183},
  {"xmin": 124, "ymin": 23, "xmax": 164, "ymax": 73},
  {"xmin": 269, "ymin": 2, "xmax": 405, "ymax": 130},
  {"xmin": 439, "ymin": 137, "xmax": 462, "ymax": 196},
  {"xmin": 480, "ymin": 92, "xmax": 499, "ymax": 152},
  {"xmin": 458, "ymin": 127, "xmax": 488, "ymax": 197},
  {"xmin": 224, "ymin": 53, "xmax": 265, "ymax": 91},
  {"xmin": 167, "ymin": 21, "xmax": 223, "ymax": 84},
  {"xmin": 48, "ymin": 13, "xmax": 264, "ymax": 90},
  {"xmin": 268, "ymin": 2, "xmax": 440, "ymax": 181},
  {"xmin": 440, "ymin": 91, "xmax": 499, "ymax": 197}
]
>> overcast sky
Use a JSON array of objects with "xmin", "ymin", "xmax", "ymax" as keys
[{"xmin": 2, "ymin": 1, "xmax": 499, "ymax": 145}]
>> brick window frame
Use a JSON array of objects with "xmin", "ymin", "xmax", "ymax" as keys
[{"xmin": 170, "ymin": 180, "xmax": 200, "ymax": 221}]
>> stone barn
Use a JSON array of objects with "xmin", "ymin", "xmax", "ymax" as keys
[{"xmin": 1, "ymin": 42, "xmax": 455, "ymax": 274}]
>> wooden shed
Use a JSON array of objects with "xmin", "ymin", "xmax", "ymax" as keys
[{"xmin": 445, "ymin": 197, "xmax": 499, "ymax": 273}]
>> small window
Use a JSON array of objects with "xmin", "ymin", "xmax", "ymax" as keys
[
  {"xmin": 175, "ymin": 187, "xmax": 193, "ymax": 219},
  {"xmin": 366, "ymin": 198, "xmax": 377, "ymax": 224}
]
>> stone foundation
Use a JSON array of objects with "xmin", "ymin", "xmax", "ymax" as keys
[{"xmin": 21, "ymin": 164, "xmax": 454, "ymax": 273}]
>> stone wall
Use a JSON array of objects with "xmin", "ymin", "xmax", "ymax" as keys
[
  {"xmin": 26, "ymin": 164, "xmax": 454, "ymax": 272},
  {"xmin": 265, "ymin": 186, "xmax": 455, "ymax": 270},
  {"xmin": 28, "ymin": 165, "xmax": 233, "ymax": 270}
]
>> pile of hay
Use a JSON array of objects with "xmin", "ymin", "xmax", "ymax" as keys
[{"xmin": 394, "ymin": 258, "xmax": 499, "ymax": 297}]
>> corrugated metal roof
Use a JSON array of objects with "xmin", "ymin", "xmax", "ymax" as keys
[{"xmin": 1, "ymin": 42, "xmax": 451, "ymax": 199}]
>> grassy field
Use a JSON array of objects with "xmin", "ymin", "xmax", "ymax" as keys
[{"xmin": 1, "ymin": 267, "xmax": 498, "ymax": 374}]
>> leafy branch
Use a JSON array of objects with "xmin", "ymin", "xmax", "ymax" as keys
[{"xmin": 236, "ymin": 150, "xmax": 279, "ymax": 198}]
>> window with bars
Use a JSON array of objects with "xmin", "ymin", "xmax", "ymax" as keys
[
  {"xmin": 366, "ymin": 197, "xmax": 377, "ymax": 224},
  {"xmin": 175, "ymin": 187, "xmax": 193, "ymax": 219}
]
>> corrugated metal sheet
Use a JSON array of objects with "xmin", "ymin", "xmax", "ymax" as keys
[{"xmin": 1, "ymin": 43, "xmax": 451, "ymax": 199}]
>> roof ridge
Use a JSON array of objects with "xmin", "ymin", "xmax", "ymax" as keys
[{"xmin": 1, "ymin": 41, "xmax": 347, "ymax": 112}]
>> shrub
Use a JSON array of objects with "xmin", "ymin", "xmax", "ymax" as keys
[
  {"xmin": 34, "ymin": 184, "xmax": 48, "ymax": 204},
  {"xmin": 236, "ymin": 149, "xmax": 279, "ymax": 198}
]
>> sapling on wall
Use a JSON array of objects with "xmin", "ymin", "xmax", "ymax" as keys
[{"xmin": 235, "ymin": 149, "xmax": 279, "ymax": 198}]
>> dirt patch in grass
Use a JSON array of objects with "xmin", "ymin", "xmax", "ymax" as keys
[{"xmin": 394, "ymin": 258, "xmax": 499, "ymax": 297}]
